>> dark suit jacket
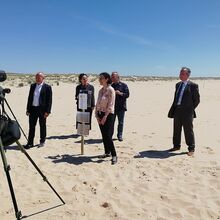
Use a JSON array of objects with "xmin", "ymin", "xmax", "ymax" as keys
[
  {"xmin": 112, "ymin": 81, "xmax": 130, "ymax": 112},
  {"xmin": 168, "ymin": 80, "xmax": 200, "ymax": 118},
  {"xmin": 27, "ymin": 83, "xmax": 52, "ymax": 113}
]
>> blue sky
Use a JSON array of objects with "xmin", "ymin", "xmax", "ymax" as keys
[{"xmin": 0, "ymin": 0, "xmax": 220, "ymax": 76}]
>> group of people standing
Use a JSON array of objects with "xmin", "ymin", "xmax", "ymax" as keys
[
  {"xmin": 24, "ymin": 71, "xmax": 130, "ymax": 165},
  {"xmin": 75, "ymin": 72, "xmax": 130, "ymax": 165},
  {"xmin": 24, "ymin": 67, "xmax": 200, "ymax": 165}
]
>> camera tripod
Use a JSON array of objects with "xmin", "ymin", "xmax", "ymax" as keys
[{"xmin": 0, "ymin": 89, "xmax": 65, "ymax": 220}]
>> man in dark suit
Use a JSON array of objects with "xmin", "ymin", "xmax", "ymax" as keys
[
  {"xmin": 111, "ymin": 71, "xmax": 130, "ymax": 141},
  {"xmin": 168, "ymin": 67, "xmax": 200, "ymax": 156},
  {"xmin": 24, "ymin": 72, "xmax": 52, "ymax": 149}
]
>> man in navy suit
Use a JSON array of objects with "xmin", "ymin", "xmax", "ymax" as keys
[
  {"xmin": 24, "ymin": 72, "xmax": 52, "ymax": 149},
  {"xmin": 111, "ymin": 72, "xmax": 130, "ymax": 141},
  {"xmin": 168, "ymin": 67, "xmax": 200, "ymax": 156}
]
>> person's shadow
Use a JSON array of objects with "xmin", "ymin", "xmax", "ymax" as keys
[
  {"xmin": 46, "ymin": 134, "xmax": 80, "ymax": 140},
  {"xmin": 74, "ymin": 138, "xmax": 103, "ymax": 144},
  {"xmin": 47, "ymin": 135, "xmax": 103, "ymax": 145},
  {"xmin": 134, "ymin": 149, "xmax": 187, "ymax": 159},
  {"xmin": 46, "ymin": 154, "xmax": 105, "ymax": 165},
  {"xmin": 4, "ymin": 144, "xmax": 38, "ymax": 151}
]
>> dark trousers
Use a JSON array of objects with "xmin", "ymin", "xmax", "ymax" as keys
[
  {"xmin": 28, "ymin": 107, "xmax": 46, "ymax": 145},
  {"xmin": 99, "ymin": 113, "xmax": 117, "ymax": 157},
  {"xmin": 173, "ymin": 107, "xmax": 195, "ymax": 152},
  {"xmin": 113, "ymin": 110, "xmax": 125, "ymax": 139}
]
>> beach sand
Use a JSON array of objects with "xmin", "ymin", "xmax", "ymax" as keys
[{"xmin": 0, "ymin": 78, "xmax": 220, "ymax": 220}]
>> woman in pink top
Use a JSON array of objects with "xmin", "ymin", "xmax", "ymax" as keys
[{"xmin": 95, "ymin": 72, "xmax": 117, "ymax": 165}]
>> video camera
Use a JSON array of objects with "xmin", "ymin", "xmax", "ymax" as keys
[
  {"xmin": 0, "ymin": 71, "xmax": 64, "ymax": 220},
  {"xmin": 0, "ymin": 70, "xmax": 20, "ymax": 146}
]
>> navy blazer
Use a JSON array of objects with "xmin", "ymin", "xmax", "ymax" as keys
[
  {"xmin": 111, "ymin": 81, "xmax": 130, "ymax": 112},
  {"xmin": 168, "ymin": 80, "xmax": 200, "ymax": 118},
  {"xmin": 27, "ymin": 83, "xmax": 52, "ymax": 113}
]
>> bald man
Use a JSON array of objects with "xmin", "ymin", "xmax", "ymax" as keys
[
  {"xmin": 24, "ymin": 72, "xmax": 52, "ymax": 149},
  {"xmin": 111, "ymin": 72, "xmax": 130, "ymax": 141}
]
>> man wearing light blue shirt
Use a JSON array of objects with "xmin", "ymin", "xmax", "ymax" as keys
[{"xmin": 168, "ymin": 67, "xmax": 200, "ymax": 156}]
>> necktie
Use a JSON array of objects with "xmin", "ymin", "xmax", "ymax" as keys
[
  {"xmin": 177, "ymin": 82, "xmax": 183, "ymax": 95},
  {"xmin": 176, "ymin": 82, "xmax": 184, "ymax": 105}
]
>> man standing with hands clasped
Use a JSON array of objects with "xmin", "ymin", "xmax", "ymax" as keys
[
  {"xmin": 24, "ymin": 72, "xmax": 52, "ymax": 149},
  {"xmin": 168, "ymin": 67, "xmax": 200, "ymax": 156},
  {"xmin": 111, "ymin": 71, "xmax": 130, "ymax": 142}
]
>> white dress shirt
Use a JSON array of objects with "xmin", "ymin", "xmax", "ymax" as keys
[{"xmin": 32, "ymin": 83, "xmax": 44, "ymax": 106}]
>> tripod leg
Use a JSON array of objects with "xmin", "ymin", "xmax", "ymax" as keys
[
  {"xmin": 16, "ymin": 140, "xmax": 65, "ymax": 204},
  {"xmin": 0, "ymin": 138, "xmax": 22, "ymax": 220},
  {"xmin": 4, "ymin": 99, "xmax": 28, "ymax": 142}
]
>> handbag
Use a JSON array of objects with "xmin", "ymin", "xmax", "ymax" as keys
[{"xmin": 1, "ymin": 117, "xmax": 21, "ymax": 147}]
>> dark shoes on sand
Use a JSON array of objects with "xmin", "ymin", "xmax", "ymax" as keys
[
  {"xmin": 111, "ymin": 156, "xmax": 117, "ymax": 165},
  {"xmin": 168, "ymin": 146, "xmax": 181, "ymax": 152},
  {"xmin": 118, "ymin": 138, "xmax": 123, "ymax": 142},
  {"xmin": 23, "ymin": 144, "xmax": 33, "ymax": 149},
  {"xmin": 38, "ymin": 142, "xmax": 45, "ymax": 148},
  {"xmin": 98, "ymin": 153, "xmax": 111, "ymax": 159},
  {"xmin": 23, "ymin": 142, "xmax": 45, "ymax": 149},
  {"xmin": 98, "ymin": 154, "xmax": 118, "ymax": 165},
  {"xmin": 168, "ymin": 146, "xmax": 194, "ymax": 156}
]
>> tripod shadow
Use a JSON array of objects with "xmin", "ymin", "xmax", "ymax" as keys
[
  {"xmin": 134, "ymin": 149, "xmax": 187, "ymax": 159},
  {"xmin": 21, "ymin": 203, "xmax": 64, "ymax": 219},
  {"xmin": 74, "ymin": 138, "xmax": 118, "ymax": 144},
  {"xmin": 4, "ymin": 144, "xmax": 37, "ymax": 151},
  {"xmin": 46, "ymin": 154, "xmax": 105, "ymax": 165},
  {"xmin": 4, "ymin": 145, "xmax": 20, "ymax": 151},
  {"xmin": 46, "ymin": 134, "xmax": 80, "ymax": 140}
]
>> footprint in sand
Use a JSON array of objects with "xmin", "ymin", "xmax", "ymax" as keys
[{"xmin": 205, "ymin": 146, "xmax": 214, "ymax": 154}]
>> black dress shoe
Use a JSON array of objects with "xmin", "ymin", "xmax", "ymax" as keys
[
  {"xmin": 118, "ymin": 137, "xmax": 123, "ymax": 142},
  {"xmin": 168, "ymin": 146, "xmax": 181, "ymax": 152},
  {"xmin": 98, "ymin": 153, "xmax": 111, "ymax": 159},
  {"xmin": 23, "ymin": 144, "xmax": 33, "ymax": 149},
  {"xmin": 38, "ymin": 142, "xmax": 45, "ymax": 147},
  {"xmin": 111, "ymin": 156, "xmax": 118, "ymax": 165}
]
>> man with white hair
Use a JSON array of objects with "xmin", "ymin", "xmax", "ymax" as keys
[
  {"xmin": 24, "ymin": 72, "xmax": 52, "ymax": 149},
  {"xmin": 111, "ymin": 71, "xmax": 130, "ymax": 141}
]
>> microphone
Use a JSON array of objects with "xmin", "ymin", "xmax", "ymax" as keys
[{"xmin": 0, "ymin": 70, "xmax": 7, "ymax": 82}]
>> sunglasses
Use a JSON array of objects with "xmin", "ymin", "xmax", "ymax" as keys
[{"xmin": 81, "ymin": 77, "xmax": 88, "ymax": 80}]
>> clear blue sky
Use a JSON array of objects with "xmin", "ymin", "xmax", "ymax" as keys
[{"xmin": 0, "ymin": 0, "xmax": 219, "ymax": 76}]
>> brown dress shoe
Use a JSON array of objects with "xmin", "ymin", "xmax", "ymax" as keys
[
  {"xmin": 187, "ymin": 151, "xmax": 194, "ymax": 156},
  {"xmin": 168, "ymin": 146, "xmax": 181, "ymax": 152}
]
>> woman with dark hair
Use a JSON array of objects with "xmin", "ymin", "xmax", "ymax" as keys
[
  {"xmin": 95, "ymin": 72, "xmax": 117, "ymax": 165},
  {"xmin": 75, "ymin": 73, "xmax": 95, "ymax": 130}
]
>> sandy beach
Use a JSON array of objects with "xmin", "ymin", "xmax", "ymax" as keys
[{"xmin": 0, "ymin": 76, "xmax": 220, "ymax": 220}]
